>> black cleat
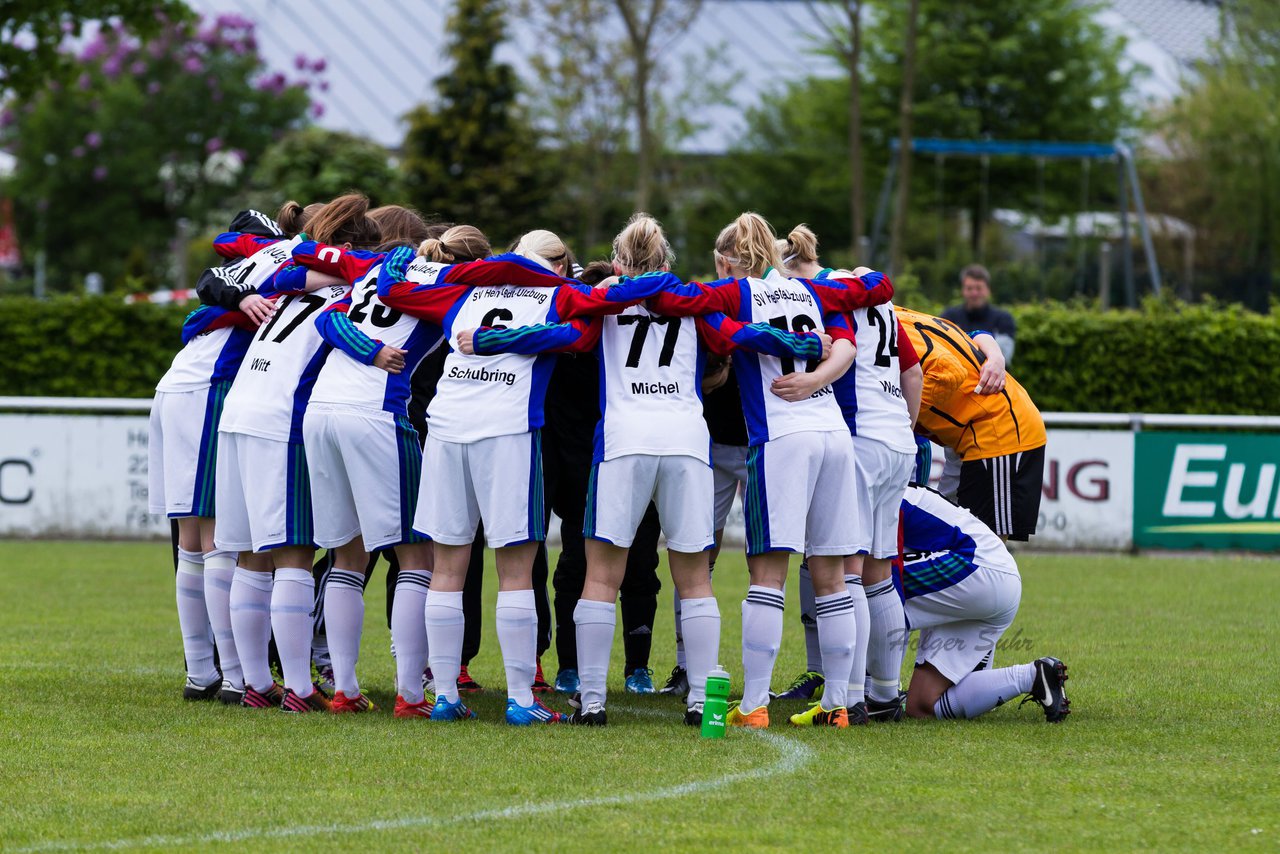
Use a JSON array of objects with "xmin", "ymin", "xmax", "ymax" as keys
[
  {"xmin": 684, "ymin": 702, "xmax": 703, "ymax": 727},
  {"xmin": 569, "ymin": 701, "xmax": 607, "ymax": 726},
  {"xmin": 182, "ymin": 676, "xmax": 221, "ymax": 701},
  {"xmin": 866, "ymin": 692, "xmax": 905, "ymax": 723},
  {"xmin": 217, "ymin": 679, "xmax": 245, "ymax": 706},
  {"xmin": 847, "ymin": 701, "xmax": 870, "ymax": 725},
  {"xmin": 659, "ymin": 666, "xmax": 689, "ymax": 698},
  {"xmin": 1021, "ymin": 657, "xmax": 1070, "ymax": 722}
]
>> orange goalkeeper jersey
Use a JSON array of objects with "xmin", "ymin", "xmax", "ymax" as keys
[{"xmin": 895, "ymin": 307, "xmax": 1046, "ymax": 461}]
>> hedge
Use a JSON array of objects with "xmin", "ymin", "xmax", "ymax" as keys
[{"xmin": 1, "ymin": 295, "xmax": 1277, "ymax": 415}]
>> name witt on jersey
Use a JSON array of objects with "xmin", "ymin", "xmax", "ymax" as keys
[
  {"xmin": 631, "ymin": 380, "xmax": 680, "ymax": 395},
  {"xmin": 752, "ymin": 288, "xmax": 814, "ymax": 308},
  {"xmin": 469, "ymin": 286, "xmax": 549, "ymax": 305},
  {"xmin": 250, "ymin": 357, "xmax": 271, "ymax": 372},
  {"xmin": 449, "ymin": 365, "xmax": 517, "ymax": 386}
]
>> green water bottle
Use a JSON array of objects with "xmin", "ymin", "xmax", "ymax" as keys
[{"xmin": 701, "ymin": 666, "xmax": 731, "ymax": 739}]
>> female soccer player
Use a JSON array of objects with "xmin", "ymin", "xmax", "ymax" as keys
[
  {"xmin": 640, "ymin": 212, "xmax": 895, "ymax": 728},
  {"xmin": 373, "ymin": 228, "xmax": 673, "ymax": 724},
  {"xmin": 459, "ymin": 213, "xmax": 829, "ymax": 726},
  {"xmin": 774, "ymin": 226, "xmax": 923, "ymax": 722},
  {"xmin": 215, "ymin": 194, "xmax": 380, "ymax": 713},
  {"xmin": 897, "ymin": 484, "xmax": 1069, "ymax": 723},
  {"xmin": 149, "ymin": 203, "xmax": 311, "ymax": 704}
]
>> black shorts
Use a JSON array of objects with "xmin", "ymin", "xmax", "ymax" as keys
[{"xmin": 957, "ymin": 445, "xmax": 1045, "ymax": 541}]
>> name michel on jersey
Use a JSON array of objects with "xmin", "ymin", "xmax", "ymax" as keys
[
  {"xmin": 448, "ymin": 365, "xmax": 517, "ymax": 386},
  {"xmin": 752, "ymin": 287, "xmax": 814, "ymax": 308},
  {"xmin": 469, "ymin": 286, "xmax": 550, "ymax": 304},
  {"xmin": 630, "ymin": 380, "xmax": 680, "ymax": 395}
]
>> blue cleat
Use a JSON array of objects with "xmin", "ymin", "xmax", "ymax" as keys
[
  {"xmin": 625, "ymin": 667, "xmax": 656, "ymax": 694},
  {"xmin": 771, "ymin": 670, "xmax": 825, "ymax": 701},
  {"xmin": 554, "ymin": 668, "xmax": 580, "ymax": 694},
  {"xmin": 430, "ymin": 695, "xmax": 477, "ymax": 722},
  {"xmin": 505, "ymin": 697, "xmax": 567, "ymax": 725}
]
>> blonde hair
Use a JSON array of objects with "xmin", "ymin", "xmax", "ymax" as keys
[
  {"xmin": 714, "ymin": 212, "xmax": 784, "ymax": 277},
  {"xmin": 418, "ymin": 225, "xmax": 491, "ymax": 263},
  {"xmin": 513, "ymin": 229, "xmax": 570, "ymax": 270},
  {"xmin": 612, "ymin": 212, "xmax": 674, "ymax": 276},
  {"xmin": 777, "ymin": 224, "xmax": 819, "ymax": 268}
]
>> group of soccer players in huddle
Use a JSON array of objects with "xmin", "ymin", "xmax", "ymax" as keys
[{"xmin": 149, "ymin": 193, "xmax": 1070, "ymax": 729}]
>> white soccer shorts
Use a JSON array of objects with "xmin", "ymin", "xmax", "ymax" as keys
[
  {"xmin": 742, "ymin": 429, "xmax": 859, "ymax": 557},
  {"xmin": 148, "ymin": 384, "xmax": 228, "ymax": 517},
  {"xmin": 303, "ymin": 405, "xmax": 424, "ymax": 551},
  {"xmin": 851, "ymin": 435, "xmax": 915, "ymax": 559},
  {"xmin": 417, "ymin": 430, "xmax": 545, "ymax": 549},
  {"xmin": 585, "ymin": 453, "xmax": 715, "ymax": 552},
  {"xmin": 907, "ymin": 565, "xmax": 1022, "ymax": 684},
  {"xmin": 213, "ymin": 431, "xmax": 313, "ymax": 553},
  {"xmin": 711, "ymin": 443, "xmax": 749, "ymax": 534}
]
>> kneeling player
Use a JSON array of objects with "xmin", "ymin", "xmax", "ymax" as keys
[{"xmin": 897, "ymin": 485, "xmax": 1069, "ymax": 722}]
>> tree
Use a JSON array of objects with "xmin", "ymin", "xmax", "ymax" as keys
[
  {"xmin": 0, "ymin": 12, "xmax": 318, "ymax": 290},
  {"xmin": 887, "ymin": 0, "xmax": 919, "ymax": 276},
  {"xmin": 400, "ymin": 0, "xmax": 553, "ymax": 240},
  {"xmin": 809, "ymin": 0, "xmax": 866, "ymax": 255},
  {"xmin": 1157, "ymin": 0, "xmax": 1280, "ymax": 306},
  {"xmin": 0, "ymin": 0, "xmax": 191, "ymax": 98},
  {"xmin": 252, "ymin": 128, "xmax": 402, "ymax": 211}
]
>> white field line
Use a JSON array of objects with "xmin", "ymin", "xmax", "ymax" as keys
[{"xmin": 12, "ymin": 707, "xmax": 814, "ymax": 852}]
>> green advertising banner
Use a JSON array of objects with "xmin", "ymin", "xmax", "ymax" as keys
[{"xmin": 1134, "ymin": 432, "xmax": 1280, "ymax": 550}]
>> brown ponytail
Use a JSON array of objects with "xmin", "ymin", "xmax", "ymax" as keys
[
  {"xmin": 307, "ymin": 193, "xmax": 381, "ymax": 250},
  {"xmin": 418, "ymin": 225, "xmax": 491, "ymax": 263},
  {"xmin": 577, "ymin": 259, "xmax": 615, "ymax": 286},
  {"xmin": 369, "ymin": 204, "xmax": 431, "ymax": 251},
  {"xmin": 714, "ymin": 212, "xmax": 784, "ymax": 277}
]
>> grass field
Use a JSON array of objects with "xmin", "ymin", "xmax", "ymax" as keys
[{"xmin": 2, "ymin": 542, "xmax": 1278, "ymax": 851}]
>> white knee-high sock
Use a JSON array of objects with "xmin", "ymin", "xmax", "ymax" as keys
[
  {"xmin": 496, "ymin": 589, "xmax": 537, "ymax": 706},
  {"xmin": 229, "ymin": 568, "xmax": 274, "ymax": 692},
  {"xmin": 680, "ymin": 596, "xmax": 720, "ymax": 705},
  {"xmin": 866, "ymin": 578, "xmax": 907, "ymax": 702},
  {"xmin": 672, "ymin": 589, "xmax": 686, "ymax": 669},
  {"xmin": 815, "ymin": 591, "xmax": 855, "ymax": 710},
  {"xmin": 175, "ymin": 549, "xmax": 219, "ymax": 686},
  {"xmin": 203, "ymin": 551, "xmax": 241, "ymax": 689},
  {"xmin": 425, "ymin": 589, "xmax": 464, "ymax": 703},
  {"xmin": 270, "ymin": 567, "xmax": 316, "ymax": 696},
  {"xmin": 391, "ymin": 570, "xmax": 431, "ymax": 703},
  {"xmin": 323, "ymin": 569, "xmax": 365, "ymax": 696},
  {"xmin": 845, "ymin": 576, "xmax": 870, "ymax": 705},
  {"xmin": 935, "ymin": 663, "xmax": 1035, "ymax": 719},
  {"xmin": 741, "ymin": 585, "xmax": 784, "ymax": 711},
  {"xmin": 798, "ymin": 562, "xmax": 822, "ymax": 674},
  {"xmin": 574, "ymin": 599, "xmax": 616, "ymax": 708}
]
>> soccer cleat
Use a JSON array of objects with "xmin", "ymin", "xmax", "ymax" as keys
[
  {"xmin": 281, "ymin": 684, "xmax": 333, "ymax": 713},
  {"xmin": 218, "ymin": 680, "xmax": 245, "ymax": 706},
  {"xmin": 866, "ymin": 692, "xmax": 906, "ymax": 723},
  {"xmin": 659, "ymin": 665, "xmax": 689, "ymax": 698},
  {"xmin": 568, "ymin": 701, "xmax": 607, "ymax": 726},
  {"xmin": 789, "ymin": 702, "xmax": 849, "ymax": 728},
  {"xmin": 330, "ymin": 691, "xmax": 377, "ymax": 714},
  {"xmin": 684, "ymin": 701, "xmax": 704, "ymax": 727},
  {"xmin": 422, "ymin": 667, "xmax": 435, "ymax": 696},
  {"xmin": 505, "ymin": 697, "xmax": 567, "ymax": 725},
  {"xmin": 182, "ymin": 676, "xmax": 221, "ymax": 701},
  {"xmin": 625, "ymin": 667, "xmax": 657, "ymax": 694},
  {"xmin": 457, "ymin": 665, "xmax": 483, "ymax": 693},
  {"xmin": 532, "ymin": 659, "xmax": 552, "ymax": 693},
  {"xmin": 316, "ymin": 665, "xmax": 336, "ymax": 696},
  {"xmin": 430, "ymin": 695, "xmax": 477, "ymax": 721},
  {"xmin": 394, "ymin": 694, "xmax": 435, "ymax": 719},
  {"xmin": 771, "ymin": 670, "xmax": 825, "ymax": 700},
  {"xmin": 554, "ymin": 668, "xmax": 580, "ymax": 694},
  {"xmin": 1021, "ymin": 657, "xmax": 1070, "ymax": 723},
  {"xmin": 847, "ymin": 701, "xmax": 870, "ymax": 726},
  {"xmin": 241, "ymin": 682, "xmax": 284, "ymax": 708},
  {"xmin": 727, "ymin": 702, "xmax": 769, "ymax": 729}
]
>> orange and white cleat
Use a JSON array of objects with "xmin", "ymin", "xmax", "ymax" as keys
[
  {"xmin": 331, "ymin": 691, "xmax": 377, "ymax": 714},
  {"xmin": 394, "ymin": 694, "xmax": 435, "ymax": 719},
  {"xmin": 727, "ymin": 702, "xmax": 770, "ymax": 729}
]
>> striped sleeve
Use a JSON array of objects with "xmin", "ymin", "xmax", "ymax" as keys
[
  {"xmin": 473, "ymin": 317, "xmax": 601, "ymax": 355},
  {"xmin": 315, "ymin": 300, "xmax": 382, "ymax": 365},
  {"xmin": 696, "ymin": 312, "xmax": 823, "ymax": 359},
  {"xmin": 805, "ymin": 270, "xmax": 895, "ymax": 311}
]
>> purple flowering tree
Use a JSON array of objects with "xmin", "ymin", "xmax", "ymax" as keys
[{"xmin": 0, "ymin": 12, "xmax": 324, "ymax": 291}]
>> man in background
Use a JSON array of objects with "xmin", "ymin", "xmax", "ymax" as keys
[{"xmin": 943, "ymin": 264, "xmax": 1016, "ymax": 362}]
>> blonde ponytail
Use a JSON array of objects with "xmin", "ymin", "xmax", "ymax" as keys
[
  {"xmin": 612, "ymin": 212, "xmax": 674, "ymax": 276},
  {"xmin": 513, "ymin": 229, "xmax": 570, "ymax": 270},
  {"xmin": 715, "ymin": 212, "xmax": 783, "ymax": 277},
  {"xmin": 418, "ymin": 225, "xmax": 491, "ymax": 263},
  {"xmin": 778, "ymin": 224, "xmax": 819, "ymax": 268}
]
